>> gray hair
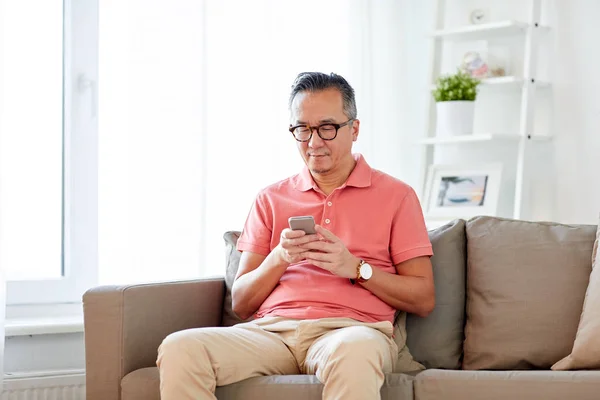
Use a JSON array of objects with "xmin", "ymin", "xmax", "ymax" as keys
[{"xmin": 288, "ymin": 72, "xmax": 357, "ymax": 120}]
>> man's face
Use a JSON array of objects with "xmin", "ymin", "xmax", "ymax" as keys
[{"xmin": 290, "ymin": 88, "xmax": 359, "ymax": 175}]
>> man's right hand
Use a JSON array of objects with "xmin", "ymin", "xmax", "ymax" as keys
[
  {"xmin": 277, "ymin": 228, "xmax": 320, "ymax": 265},
  {"xmin": 232, "ymin": 230, "xmax": 320, "ymax": 319}
]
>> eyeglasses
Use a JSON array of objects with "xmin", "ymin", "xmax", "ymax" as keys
[{"xmin": 289, "ymin": 119, "xmax": 354, "ymax": 142}]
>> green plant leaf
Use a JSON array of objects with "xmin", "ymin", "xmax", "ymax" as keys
[{"xmin": 433, "ymin": 68, "xmax": 481, "ymax": 102}]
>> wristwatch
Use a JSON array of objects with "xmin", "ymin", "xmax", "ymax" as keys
[{"xmin": 350, "ymin": 259, "xmax": 373, "ymax": 285}]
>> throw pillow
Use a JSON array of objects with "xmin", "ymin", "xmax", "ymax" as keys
[
  {"xmin": 221, "ymin": 231, "xmax": 252, "ymax": 327},
  {"xmin": 552, "ymin": 219, "xmax": 600, "ymax": 370},
  {"xmin": 406, "ymin": 218, "xmax": 467, "ymax": 370},
  {"xmin": 463, "ymin": 216, "xmax": 597, "ymax": 370}
]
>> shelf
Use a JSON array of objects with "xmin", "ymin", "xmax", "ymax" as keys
[
  {"xmin": 481, "ymin": 76, "xmax": 550, "ymax": 88},
  {"xmin": 478, "ymin": 76, "xmax": 550, "ymax": 88},
  {"xmin": 418, "ymin": 133, "xmax": 552, "ymax": 145},
  {"xmin": 430, "ymin": 76, "xmax": 551, "ymax": 90},
  {"xmin": 430, "ymin": 20, "xmax": 529, "ymax": 41}
]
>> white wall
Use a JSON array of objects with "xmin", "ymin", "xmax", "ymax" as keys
[
  {"xmin": 551, "ymin": 0, "xmax": 600, "ymax": 224},
  {"xmin": 4, "ymin": 333, "xmax": 84, "ymax": 373}
]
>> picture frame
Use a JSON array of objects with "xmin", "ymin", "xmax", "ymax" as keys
[{"xmin": 423, "ymin": 163, "xmax": 503, "ymax": 220}]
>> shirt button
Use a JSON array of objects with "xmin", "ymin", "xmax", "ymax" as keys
[
  {"xmin": 327, "ymin": 201, "xmax": 333, "ymax": 206},
  {"xmin": 325, "ymin": 218, "xmax": 331, "ymax": 224}
]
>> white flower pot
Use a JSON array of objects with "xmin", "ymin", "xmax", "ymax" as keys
[{"xmin": 435, "ymin": 100, "xmax": 475, "ymax": 137}]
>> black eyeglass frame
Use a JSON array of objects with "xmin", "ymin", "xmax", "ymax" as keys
[{"xmin": 288, "ymin": 118, "xmax": 354, "ymax": 142}]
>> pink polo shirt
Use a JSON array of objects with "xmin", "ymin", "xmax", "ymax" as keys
[{"xmin": 236, "ymin": 153, "xmax": 433, "ymax": 324}]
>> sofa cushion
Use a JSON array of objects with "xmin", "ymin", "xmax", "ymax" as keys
[
  {"xmin": 406, "ymin": 219, "xmax": 466, "ymax": 369},
  {"xmin": 121, "ymin": 367, "xmax": 160, "ymax": 400},
  {"xmin": 414, "ymin": 369, "xmax": 600, "ymax": 400},
  {"xmin": 218, "ymin": 373, "xmax": 414, "ymax": 399},
  {"xmin": 553, "ymin": 221, "xmax": 600, "ymax": 370},
  {"xmin": 222, "ymin": 231, "xmax": 252, "ymax": 327},
  {"xmin": 121, "ymin": 367, "xmax": 414, "ymax": 400},
  {"xmin": 463, "ymin": 216, "xmax": 597, "ymax": 370}
]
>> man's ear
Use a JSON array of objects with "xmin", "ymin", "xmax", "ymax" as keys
[{"xmin": 351, "ymin": 119, "xmax": 360, "ymax": 141}]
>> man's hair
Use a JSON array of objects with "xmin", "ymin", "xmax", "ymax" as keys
[{"xmin": 288, "ymin": 72, "xmax": 357, "ymax": 120}]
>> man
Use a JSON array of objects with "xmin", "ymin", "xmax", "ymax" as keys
[{"xmin": 157, "ymin": 72, "xmax": 435, "ymax": 400}]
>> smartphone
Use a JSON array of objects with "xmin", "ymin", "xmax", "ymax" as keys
[{"xmin": 288, "ymin": 216, "xmax": 316, "ymax": 234}]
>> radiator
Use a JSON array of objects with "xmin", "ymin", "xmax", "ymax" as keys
[
  {"xmin": 0, "ymin": 386, "xmax": 85, "ymax": 400},
  {"xmin": 2, "ymin": 370, "xmax": 85, "ymax": 400}
]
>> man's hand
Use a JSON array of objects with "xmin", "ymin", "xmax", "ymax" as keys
[
  {"xmin": 276, "ymin": 228, "xmax": 320, "ymax": 265},
  {"xmin": 301, "ymin": 225, "xmax": 360, "ymax": 278}
]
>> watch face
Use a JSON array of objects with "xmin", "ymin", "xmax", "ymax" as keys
[{"xmin": 360, "ymin": 263, "xmax": 373, "ymax": 280}]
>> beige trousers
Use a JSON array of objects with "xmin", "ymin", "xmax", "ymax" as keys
[{"xmin": 156, "ymin": 316, "xmax": 398, "ymax": 400}]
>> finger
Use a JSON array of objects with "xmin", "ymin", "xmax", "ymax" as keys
[
  {"xmin": 296, "ymin": 234, "xmax": 320, "ymax": 244},
  {"xmin": 281, "ymin": 228, "xmax": 306, "ymax": 239},
  {"xmin": 315, "ymin": 225, "xmax": 339, "ymax": 242},
  {"xmin": 300, "ymin": 240, "xmax": 331, "ymax": 252},
  {"xmin": 286, "ymin": 234, "xmax": 320, "ymax": 248},
  {"xmin": 304, "ymin": 251, "xmax": 333, "ymax": 262}
]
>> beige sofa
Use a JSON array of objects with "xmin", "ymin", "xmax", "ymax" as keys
[{"xmin": 83, "ymin": 216, "xmax": 600, "ymax": 400}]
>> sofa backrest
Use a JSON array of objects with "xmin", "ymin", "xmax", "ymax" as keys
[{"xmin": 220, "ymin": 216, "xmax": 599, "ymax": 372}]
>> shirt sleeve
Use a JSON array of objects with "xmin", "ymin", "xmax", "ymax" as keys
[
  {"xmin": 236, "ymin": 191, "xmax": 273, "ymax": 256},
  {"xmin": 390, "ymin": 187, "xmax": 433, "ymax": 265}
]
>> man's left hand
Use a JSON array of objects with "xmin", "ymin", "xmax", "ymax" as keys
[{"xmin": 301, "ymin": 225, "xmax": 359, "ymax": 279}]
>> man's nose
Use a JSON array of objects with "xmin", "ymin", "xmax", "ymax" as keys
[{"xmin": 308, "ymin": 128, "xmax": 324, "ymax": 147}]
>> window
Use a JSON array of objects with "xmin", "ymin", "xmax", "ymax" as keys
[
  {"xmin": 1, "ymin": 0, "xmax": 98, "ymax": 305},
  {"xmin": 1, "ymin": 0, "xmax": 63, "ymax": 281}
]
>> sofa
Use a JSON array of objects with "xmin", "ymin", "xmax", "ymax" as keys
[{"xmin": 83, "ymin": 216, "xmax": 600, "ymax": 400}]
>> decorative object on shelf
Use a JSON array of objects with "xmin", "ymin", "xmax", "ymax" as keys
[
  {"xmin": 461, "ymin": 51, "xmax": 507, "ymax": 78},
  {"xmin": 461, "ymin": 51, "xmax": 507, "ymax": 79},
  {"xmin": 423, "ymin": 163, "xmax": 503, "ymax": 220},
  {"xmin": 469, "ymin": 9, "xmax": 489, "ymax": 25},
  {"xmin": 432, "ymin": 70, "xmax": 480, "ymax": 137}
]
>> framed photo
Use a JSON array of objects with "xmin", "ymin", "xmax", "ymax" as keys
[{"xmin": 423, "ymin": 163, "xmax": 503, "ymax": 219}]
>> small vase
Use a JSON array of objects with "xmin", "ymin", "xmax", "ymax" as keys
[{"xmin": 435, "ymin": 100, "xmax": 475, "ymax": 137}]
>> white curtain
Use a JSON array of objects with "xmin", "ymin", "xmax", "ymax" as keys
[
  {"xmin": 0, "ymin": 0, "xmax": 7, "ymax": 390},
  {"xmin": 98, "ymin": 0, "xmax": 431, "ymax": 285},
  {"xmin": 0, "ymin": 273, "xmax": 4, "ymax": 391}
]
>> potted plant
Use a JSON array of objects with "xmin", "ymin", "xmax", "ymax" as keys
[{"xmin": 432, "ymin": 69, "xmax": 480, "ymax": 137}]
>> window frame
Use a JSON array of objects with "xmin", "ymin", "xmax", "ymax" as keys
[{"xmin": 5, "ymin": 0, "xmax": 98, "ymax": 307}]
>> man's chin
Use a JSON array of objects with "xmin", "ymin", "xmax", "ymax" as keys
[{"xmin": 306, "ymin": 156, "xmax": 331, "ymax": 174}]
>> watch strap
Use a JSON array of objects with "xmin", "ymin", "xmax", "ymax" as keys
[{"xmin": 350, "ymin": 259, "xmax": 365, "ymax": 285}]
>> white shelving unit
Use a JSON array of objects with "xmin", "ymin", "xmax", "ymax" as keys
[{"xmin": 419, "ymin": 0, "xmax": 551, "ymax": 225}]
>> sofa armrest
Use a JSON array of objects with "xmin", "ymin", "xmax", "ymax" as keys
[{"xmin": 83, "ymin": 277, "xmax": 225, "ymax": 400}]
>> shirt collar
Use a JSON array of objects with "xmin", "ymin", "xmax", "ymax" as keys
[{"xmin": 294, "ymin": 153, "xmax": 372, "ymax": 192}]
